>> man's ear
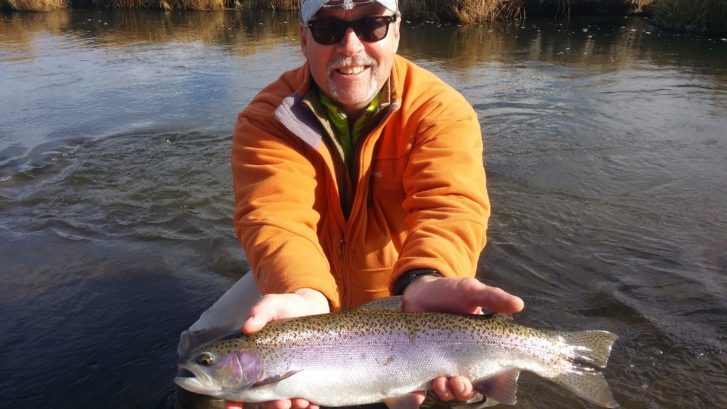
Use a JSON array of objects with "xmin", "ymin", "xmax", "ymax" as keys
[
  {"xmin": 391, "ymin": 18, "xmax": 401, "ymax": 54},
  {"xmin": 300, "ymin": 24, "xmax": 308, "ymax": 56}
]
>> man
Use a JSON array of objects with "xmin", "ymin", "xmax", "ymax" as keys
[{"xmin": 181, "ymin": 1, "xmax": 524, "ymax": 408}]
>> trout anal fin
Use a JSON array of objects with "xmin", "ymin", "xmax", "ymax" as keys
[{"xmin": 472, "ymin": 368, "xmax": 521, "ymax": 406}]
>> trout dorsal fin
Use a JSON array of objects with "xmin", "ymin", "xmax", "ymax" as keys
[
  {"xmin": 482, "ymin": 311, "xmax": 513, "ymax": 321},
  {"xmin": 358, "ymin": 296, "xmax": 403, "ymax": 312}
]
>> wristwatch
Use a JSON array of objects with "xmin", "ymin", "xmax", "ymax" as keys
[{"xmin": 392, "ymin": 269, "xmax": 442, "ymax": 296}]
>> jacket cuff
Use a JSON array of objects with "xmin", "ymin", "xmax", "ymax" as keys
[{"xmin": 392, "ymin": 269, "xmax": 442, "ymax": 296}]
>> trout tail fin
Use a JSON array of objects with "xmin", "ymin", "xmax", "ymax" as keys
[{"xmin": 554, "ymin": 330, "xmax": 619, "ymax": 408}]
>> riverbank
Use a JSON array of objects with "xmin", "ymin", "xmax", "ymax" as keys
[{"xmin": 1, "ymin": 0, "xmax": 724, "ymax": 34}]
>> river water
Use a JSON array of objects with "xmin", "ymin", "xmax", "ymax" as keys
[{"xmin": 1, "ymin": 8, "xmax": 726, "ymax": 409}]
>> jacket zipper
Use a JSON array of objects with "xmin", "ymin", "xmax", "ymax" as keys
[
  {"xmin": 339, "ymin": 236, "xmax": 345, "ymax": 262},
  {"xmin": 348, "ymin": 104, "xmax": 397, "ymax": 220}
]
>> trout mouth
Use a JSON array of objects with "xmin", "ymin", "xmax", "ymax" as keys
[{"xmin": 174, "ymin": 364, "xmax": 222, "ymax": 395}]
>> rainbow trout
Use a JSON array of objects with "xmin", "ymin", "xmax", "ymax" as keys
[{"xmin": 175, "ymin": 297, "xmax": 618, "ymax": 408}]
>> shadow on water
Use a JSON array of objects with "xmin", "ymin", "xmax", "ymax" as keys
[
  {"xmin": 0, "ymin": 130, "xmax": 249, "ymax": 408},
  {"xmin": 1, "ymin": 8, "xmax": 726, "ymax": 409},
  {"xmin": 0, "ymin": 228, "xmax": 236, "ymax": 408}
]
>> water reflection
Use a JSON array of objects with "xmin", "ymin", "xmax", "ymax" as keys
[
  {"xmin": 4, "ymin": 10, "xmax": 727, "ymax": 70},
  {"xmin": 1, "ymin": 8, "xmax": 726, "ymax": 409},
  {"xmin": 0, "ymin": 9, "xmax": 300, "ymax": 52},
  {"xmin": 400, "ymin": 17, "xmax": 727, "ymax": 74}
]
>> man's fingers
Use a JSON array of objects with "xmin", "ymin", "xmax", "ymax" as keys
[
  {"xmin": 242, "ymin": 295, "xmax": 282, "ymax": 334},
  {"xmin": 404, "ymin": 276, "xmax": 525, "ymax": 315},
  {"xmin": 448, "ymin": 375, "xmax": 475, "ymax": 401},
  {"xmin": 391, "ymin": 391, "xmax": 426, "ymax": 407},
  {"xmin": 432, "ymin": 377, "xmax": 453, "ymax": 400},
  {"xmin": 290, "ymin": 398, "xmax": 313, "ymax": 409},
  {"xmin": 432, "ymin": 375, "xmax": 476, "ymax": 401},
  {"xmin": 242, "ymin": 309, "xmax": 270, "ymax": 334},
  {"xmin": 474, "ymin": 284, "xmax": 524, "ymax": 314},
  {"xmin": 241, "ymin": 291, "xmax": 330, "ymax": 334},
  {"xmin": 225, "ymin": 401, "xmax": 244, "ymax": 409},
  {"xmin": 261, "ymin": 400, "xmax": 292, "ymax": 409},
  {"xmin": 258, "ymin": 398, "xmax": 318, "ymax": 409}
]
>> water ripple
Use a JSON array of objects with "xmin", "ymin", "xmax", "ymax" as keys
[{"xmin": 1, "ymin": 130, "xmax": 234, "ymax": 244}]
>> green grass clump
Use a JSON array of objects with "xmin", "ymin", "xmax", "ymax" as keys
[{"xmin": 651, "ymin": 0, "xmax": 727, "ymax": 33}]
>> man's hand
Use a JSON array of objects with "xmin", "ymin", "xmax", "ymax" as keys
[
  {"xmin": 241, "ymin": 288, "xmax": 330, "ymax": 333},
  {"xmin": 402, "ymin": 275, "xmax": 524, "ymax": 403},
  {"xmin": 225, "ymin": 288, "xmax": 329, "ymax": 409},
  {"xmin": 402, "ymin": 275, "xmax": 524, "ymax": 315}
]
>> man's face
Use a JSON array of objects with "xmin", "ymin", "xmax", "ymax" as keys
[{"xmin": 301, "ymin": 2, "xmax": 400, "ymax": 118}]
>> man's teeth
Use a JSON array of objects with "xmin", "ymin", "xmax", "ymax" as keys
[{"xmin": 338, "ymin": 66, "xmax": 366, "ymax": 74}]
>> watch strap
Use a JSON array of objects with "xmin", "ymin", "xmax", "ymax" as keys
[{"xmin": 392, "ymin": 269, "xmax": 442, "ymax": 296}]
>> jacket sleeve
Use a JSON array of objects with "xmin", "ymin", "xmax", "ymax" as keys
[
  {"xmin": 232, "ymin": 107, "xmax": 341, "ymax": 310},
  {"xmin": 391, "ymin": 87, "xmax": 490, "ymax": 284}
]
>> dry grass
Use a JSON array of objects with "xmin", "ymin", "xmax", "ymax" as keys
[
  {"xmin": 398, "ymin": 0, "xmax": 526, "ymax": 23},
  {"xmin": 4, "ymin": 0, "xmax": 228, "ymax": 9},
  {"xmin": 3, "ymin": 0, "xmax": 724, "ymax": 34},
  {"xmin": 6, "ymin": 0, "xmax": 69, "ymax": 10},
  {"xmin": 237, "ymin": 0, "xmax": 297, "ymax": 10},
  {"xmin": 107, "ymin": 0, "xmax": 227, "ymax": 9},
  {"xmin": 628, "ymin": 0, "xmax": 655, "ymax": 13},
  {"xmin": 239, "ymin": 0, "xmax": 525, "ymax": 22}
]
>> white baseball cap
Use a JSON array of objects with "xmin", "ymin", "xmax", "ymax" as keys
[{"xmin": 301, "ymin": 0, "xmax": 399, "ymax": 25}]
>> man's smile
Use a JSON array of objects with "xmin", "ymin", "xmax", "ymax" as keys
[{"xmin": 336, "ymin": 65, "xmax": 369, "ymax": 75}]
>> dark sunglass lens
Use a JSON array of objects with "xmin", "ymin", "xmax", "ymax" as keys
[
  {"xmin": 310, "ymin": 20, "xmax": 344, "ymax": 45},
  {"xmin": 355, "ymin": 17, "xmax": 390, "ymax": 42}
]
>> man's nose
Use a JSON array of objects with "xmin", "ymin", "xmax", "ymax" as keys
[{"xmin": 337, "ymin": 27, "xmax": 365, "ymax": 54}]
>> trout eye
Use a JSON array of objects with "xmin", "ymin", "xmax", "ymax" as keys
[{"xmin": 196, "ymin": 352, "xmax": 215, "ymax": 367}]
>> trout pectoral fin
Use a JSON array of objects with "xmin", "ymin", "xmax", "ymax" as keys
[
  {"xmin": 251, "ymin": 369, "xmax": 302, "ymax": 388},
  {"xmin": 473, "ymin": 369, "xmax": 521, "ymax": 406}
]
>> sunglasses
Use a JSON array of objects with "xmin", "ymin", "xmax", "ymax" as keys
[{"xmin": 307, "ymin": 15, "xmax": 398, "ymax": 45}]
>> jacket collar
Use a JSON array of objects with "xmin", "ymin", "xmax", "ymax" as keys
[{"xmin": 274, "ymin": 55, "xmax": 403, "ymax": 150}]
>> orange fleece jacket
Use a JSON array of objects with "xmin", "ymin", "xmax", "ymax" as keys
[{"xmin": 232, "ymin": 55, "xmax": 490, "ymax": 310}]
